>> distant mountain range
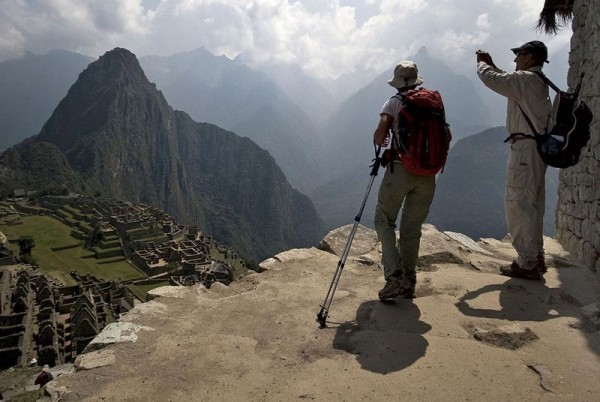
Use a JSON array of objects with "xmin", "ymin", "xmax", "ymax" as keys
[
  {"xmin": 319, "ymin": 46, "xmax": 492, "ymax": 180},
  {"xmin": 1, "ymin": 46, "xmax": 563, "ymax": 251},
  {"xmin": 139, "ymin": 48, "xmax": 326, "ymax": 194},
  {"xmin": 427, "ymin": 126, "xmax": 559, "ymax": 238},
  {"xmin": 311, "ymin": 46, "xmax": 494, "ymax": 229},
  {"xmin": 0, "ymin": 48, "xmax": 324, "ymax": 264},
  {"xmin": 0, "ymin": 50, "xmax": 94, "ymax": 152},
  {"xmin": 311, "ymin": 126, "xmax": 559, "ymax": 239},
  {"xmin": 0, "ymin": 46, "xmax": 496, "ymax": 197},
  {"xmin": 256, "ymin": 62, "xmax": 338, "ymax": 130}
]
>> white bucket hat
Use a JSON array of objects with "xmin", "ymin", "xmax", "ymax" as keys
[{"xmin": 387, "ymin": 61, "xmax": 424, "ymax": 89}]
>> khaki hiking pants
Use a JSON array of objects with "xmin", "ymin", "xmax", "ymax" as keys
[
  {"xmin": 374, "ymin": 162, "xmax": 436, "ymax": 283},
  {"xmin": 505, "ymin": 139, "xmax": 547, "ymax": 269}
]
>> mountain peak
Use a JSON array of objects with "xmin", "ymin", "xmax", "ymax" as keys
[
  {"xmin": 100, "ymin": 47, "xmax": 137, "ymax": 61},
  {"xmin": 415, "ymin": 46, "xmax": 430, "ymax": 58},
  {"xmin": 92, "ymin": 47, "xmax": 146, "ymax": 82},
  {"xmin": 7, "ymin": 46, "xmax": 323, "ymax": 263},
  {"xmin": 35, "ymin": 47, "xmax": 162, "ymax": 152}
]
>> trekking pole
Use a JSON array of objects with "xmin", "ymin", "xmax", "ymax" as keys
[{"xmin": 316, "ymin": 145, "xmax": 383, "ymax": 328}]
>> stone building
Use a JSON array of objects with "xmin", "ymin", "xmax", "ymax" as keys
[
  {"xmin": 539, "ymin": 0, "xmax": 599, "ymax": 272},
  {"xmin": 0, "ymin": 267, "xmax": 134, "ymax": 369}
]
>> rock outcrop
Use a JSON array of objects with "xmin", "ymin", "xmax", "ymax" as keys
[{"xmin": 43, "ymin": 225, "xmax": 600, "ymax": 401}]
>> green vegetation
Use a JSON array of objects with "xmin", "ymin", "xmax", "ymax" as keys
[
  {"xmin": 211, "ymin": 247, "xmax": 247, "ymax": 278},
  {"xmin": 17, "ymin": 235, "xmax": 35, "ymax": 255},
  {"xmin": 0, "ymin": 198, "xmax": 250, "ymax": 298},
  {"xmin": 125, "ymin": 226, "xmax": 165, "ymax": 242},
  {"xmin": 128, "ymin": 280, "xmax": 171, "ymax": 301},
  {"xmin": 0, "ymin": 215, "xmax": 144, "ymax": 285}
]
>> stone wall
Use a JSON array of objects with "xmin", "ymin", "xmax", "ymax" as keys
[{"xmin": 556, "ymin": 0, "xmax": 600, "ymax": 271}]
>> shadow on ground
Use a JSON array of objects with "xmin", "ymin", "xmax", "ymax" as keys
[
  {"xmin": 332, "ymin": 300, "xmax": 431, "ymax": 374},
  {"xmin": 456, "ymin": 256, "xmax": 600, "ymax": 359}
]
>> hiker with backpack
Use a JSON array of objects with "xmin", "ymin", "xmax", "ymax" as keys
[
  {"xmin": 373, "ymin": 61, "xmax": 451, "ymax": 300},
  {"xmin": 34, "ymin": 365, "xmax": 54, "ymax": 388},
  {"xmin": 475, "ymin": 40, "xmax": 553, "ymax": 280}
]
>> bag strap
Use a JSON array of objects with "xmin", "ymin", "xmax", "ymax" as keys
[
  {"xmin": 391, "ymin": 94, "xmax": 410, "ymax": 154},
  {"xmin": 517, "ymin": 104, "xmax": 538, "ymax": 136},
  {"xmin": 504, "ymin": 105, "xmax": 538, "ymax": 143},
  {"xmin": 533, "ymin": 71, "xmax": 561, "ymax": 93},
  {"xmin": 534, "ymin": 70, "xmax": 586, "ymax": 97},
  {"xmin": 505, "ymin": 70, "xmax": 551, "ymax": 142}
]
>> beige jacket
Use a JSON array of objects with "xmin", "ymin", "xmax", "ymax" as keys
[{"xmin": 477, "ymin": 62, "xmax": 552, "ymax": 135}]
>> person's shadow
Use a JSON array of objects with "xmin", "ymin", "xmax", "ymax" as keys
[
  {"xmin": 332, "ymin": 300, "xmax": 431, "ymax": 374},
  {"xmin": 455, "ymin": 277, "xmax": 579, "ymax": 322}
]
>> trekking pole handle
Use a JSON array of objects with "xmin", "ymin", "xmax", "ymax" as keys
[{"xmin": 369, "ymin": 145, "xmax": 382, "ymax": 176}]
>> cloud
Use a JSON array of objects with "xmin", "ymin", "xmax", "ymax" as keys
[
  {"xmin": 476, "ymin": 13, "xmax": 490, "ymax": 30},
  {"xmin": 0, "ymin": 0, "xmax": 573, "ymax": 78},
  {"xmin": 0, "ymin": 0, "xmax": 153, "ymax": 60}
]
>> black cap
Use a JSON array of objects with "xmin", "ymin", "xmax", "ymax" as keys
[{"xmin": 511, "ymin": 40, "xmax": 549, "ymax": 63}]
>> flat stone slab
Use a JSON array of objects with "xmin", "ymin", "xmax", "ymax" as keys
[
  {"xmin": 444, "ymin": 231, "xmax": 493, "ymax": 255},
  {"xmin": 147, "ymin": 285, "xmax": 188, "ymax": 300},
  {"xmin": 75, "ymin": 350, "xmax": 116, "ymax": 370},
  {"xmin": 472, "ymin": 324, "xmax": 538, "ymax": 350},
  {"xmin": 259, "ymin": 247, "xmax": 328, "ymax": 270},
  {"xmin": 84, "ymin": 322, "xmax": 154, "ymax": 353}
]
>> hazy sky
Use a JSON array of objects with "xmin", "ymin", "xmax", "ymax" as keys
[{"xmin": 0, "ymin": 0, "xmax": 572, "ymax": 79}]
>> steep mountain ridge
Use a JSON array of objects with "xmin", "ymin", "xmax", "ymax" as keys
[
  {"xmin": 140, "ymin": 49, "xmax": 324, "ymax": 193},
  {"xmin": 0, "ymin": 48, "xmax": 324, "ymax": 263}
]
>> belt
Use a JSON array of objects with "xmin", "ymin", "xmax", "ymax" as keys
[{"xmin": 504, "ymin": 133, "xmax": 536, "ymax": 144}]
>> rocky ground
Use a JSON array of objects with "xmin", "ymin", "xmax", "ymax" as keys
[{"xmin": 6, "ymin": 224, "xmax": 600, "ymax": 401}]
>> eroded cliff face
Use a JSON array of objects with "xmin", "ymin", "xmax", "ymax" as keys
[
  {"xmin": 556, "ymin": 0, "xmax": 600, "ymax": 272},
  {"xmin": 33, "ymin": 224, "xmax": 600, "ymax": 402}
]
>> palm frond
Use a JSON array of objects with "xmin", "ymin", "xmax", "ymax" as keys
[{"xmin": 536, "ymin": 0, "xmax": 574, "ymax": 34}]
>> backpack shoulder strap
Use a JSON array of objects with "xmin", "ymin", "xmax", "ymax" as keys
[
  {"xmin": 389, "ymin": 93, "xmax": 409, "ymax": 154},
  {"xmin": 532, "ymin": 71, "xmax": 561, "ymax": 93},
  {"xmin": 506, "ymin": 103, "xmax": 539, "ymax": 143}
]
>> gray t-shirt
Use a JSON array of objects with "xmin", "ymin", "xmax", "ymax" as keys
[{"xmin": 380, "ymin": 93, "xmax": 404, "ymax": 138}]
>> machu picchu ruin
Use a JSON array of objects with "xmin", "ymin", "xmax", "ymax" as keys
[{"xmin": 0, "ymin": 192, "xmax": 251, "ymax": 372}]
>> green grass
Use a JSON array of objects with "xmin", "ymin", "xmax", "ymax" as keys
[
  {"xmin": 128, "ymin": 280, "xmax": 171, "ymax": 301},
  {"xmin": 210, "ymin": 248, "xmax": 247, "ymax": 278},
  {"xmin": 127, "ymin": 229, "xmax": 164, "ymax": 241},
  {"xmin": 0, "ymin": 215, "xmax": 145, "ymax": 285}
]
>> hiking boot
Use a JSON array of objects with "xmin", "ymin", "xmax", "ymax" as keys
[
  {"xmin": 399, "ymin": 286, "xmax": 415, "ymax": 299},
  {"xmin": 500, "ymin": 261, "xmax": 542, "ymax": 281},
  {"xmin": 398, "ymin": 276, "xmax": 416, "ymax": 299},
  {"xmin": 537, "ymin": 254, "xmax": 547, "ymax": 274},
  {"xmin": 378, "ymin": 278, "xmax": 403, "ymax": 300}
]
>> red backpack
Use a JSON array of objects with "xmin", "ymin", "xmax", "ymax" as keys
[{"xmin": 390, "ymin": 88, "xmax": 452, "ymax": 176}]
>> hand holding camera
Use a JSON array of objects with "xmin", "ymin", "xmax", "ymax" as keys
[{"xmin": 476, "ymin": 49, "xmax": 496, "ymax": 68}]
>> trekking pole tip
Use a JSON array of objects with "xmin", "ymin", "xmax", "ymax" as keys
[{"xmin": 316, "ymin": 308, "xmax": 328, "ymax": 328}]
